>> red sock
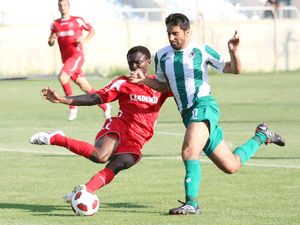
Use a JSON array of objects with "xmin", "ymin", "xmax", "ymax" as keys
[
  {"xmin": 62, "ymin": 82, "xmax": 75, "ymax": 109},
  {"xmin": 50, "ymin": 134, "xmax": 95, "ymax": 159},
  {"xmin": 85, "ymin": 168, "xmax": 115, "ymax": 193},
  {"xmin": 88, "ymin": 88, "xmax": 107, "ymax": 111}
]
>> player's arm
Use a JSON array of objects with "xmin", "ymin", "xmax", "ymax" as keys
[
  {"xmin": 77, "ymin": 29, "xmax": 95, "ymax": 45},
  {"xmin": 41, "ymin": 87, "xmax": 101, "ymax": 106},
  {"xmin": 48, "ymin": 33, "xmax": 57, "ymax": 47},
  {"xmin": 223, "ymin": 31, "xmax": 241, "ymax": 74},
  {"xmin": 128, "ymin": 71, "xmax": 170, "ymax": 93}
]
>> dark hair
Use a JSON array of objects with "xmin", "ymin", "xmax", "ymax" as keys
[
  {"xmin": 127, "ymin": 46, "xmax": 151, "ymax": 59},
  {"xmin": 165, "ymin": 13, "xmax": 190, "ymax": 31},
  {"xmin": 58, "ymin": 0, "xmax": 69, "ymax": 4}
]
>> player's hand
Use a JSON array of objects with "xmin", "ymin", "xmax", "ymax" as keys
[
  {"xmin": 48, "ymin": 37, "xmax": 56, "ymax": 46},
  {"xmin": 41, "ymin": 87, "xmax": 63, "ymax": 103},
  {"xmin": 128, "ymin": 70, "xmax": 146, "ymax": 84},
  {"xmin": 76, "ymin": 37, "xmax": 85, "ymax": 45},
  {"xmin": 48, "ymin": 34, "xmax": 57, "ymax": 46},
  {"xmin": 228, "ymin": 30, "xmax": 239, "ymax": 52}
]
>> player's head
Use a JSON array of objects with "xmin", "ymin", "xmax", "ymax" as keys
[
  {"xmin": 58, "ymin": 0, "xmax": 70, "ymax": 17},
  {"xmin": 127, "ymin": 46, "xmax": 151, "ymax": 75},
  {"xmin": 165, "ymin": 13, "xmax": 190, "ymax": 50}
]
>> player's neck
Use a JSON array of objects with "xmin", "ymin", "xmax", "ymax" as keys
[{"xmin": 61, "ymin": 14, "xmax": 71, "ymax": 19}]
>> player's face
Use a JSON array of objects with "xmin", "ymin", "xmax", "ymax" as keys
[
  {"xmin": 167, "ymin": 25, "xmax": 190, "ymax": 50},
  {"xmin": 58, "ymin": 0, "xmax": 70, "ymax": 16},
  {"xmin": 127, "ymin": 52, "xmax": 151, "ymax": 75}
]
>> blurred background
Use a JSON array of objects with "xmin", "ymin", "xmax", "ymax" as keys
[{"xmin": 0, "ymin": 0, "xmax": 299, "ymax": 78}]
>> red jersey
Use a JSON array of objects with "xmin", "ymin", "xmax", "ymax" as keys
[
  {"xmin": 50, "ymin": 16, "xmax": 93, "ymax": 62},
  {"xmin": 94, "ymin": 76, "xmax": 172, "ymax": 158}
]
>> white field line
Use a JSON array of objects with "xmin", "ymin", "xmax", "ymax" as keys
[
  {"xmin": 144, "ymin": 156, "xmax": 300, "ymax": 169},
  {"xmin": 1, "ymin": 147, "xmax": 300, "ymax": 169}
]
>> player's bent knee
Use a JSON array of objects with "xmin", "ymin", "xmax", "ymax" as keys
[
  {"xmin": 89, "ymin": 151, "xmax": 110, "ymax": 164},
  {"xmin": 106, "ymin": 154, "xmax": 136, "ymax": 174},
  {"xmin": 59, "ymin": 73, "xmax": 70, "ymax": 83},
  {"xmin": 222, "ymin": 164, "xmax": 240, "ymax": 174},
  {"xmin": 181, "ymin": 147, "xmax": 199, "ymax": 160}
]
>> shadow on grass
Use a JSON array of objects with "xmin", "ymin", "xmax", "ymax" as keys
[
  {"xmin": 0, "ymin": 203, "xmax": 67, "ymax": 212},
  {"xmin": 102, "ymin": 202, "xmax": 150, "ymax": 209},
  {"xmin": 0, "ymin": 202, "xmax": 155, "ymax": 216},
  {"xmin": 0, "ymin": 203, "xmax": 74, "ymax": 217},
  {"xmin": 95, "ymin": 202, "xmax": 159, "ymax": 215}
]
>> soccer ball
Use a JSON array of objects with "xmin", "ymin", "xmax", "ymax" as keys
[{"xmin": 71, "ymin": 189, "xmax": 100, "ymax": 216}]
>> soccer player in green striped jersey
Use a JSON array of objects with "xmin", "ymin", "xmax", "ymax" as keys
[{"xmin": 129, "ymin": 13, "xmax": 285, "ymax": 215}]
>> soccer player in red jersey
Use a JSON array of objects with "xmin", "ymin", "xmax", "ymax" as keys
[
  {"xmin": 48, "ymin": 0, "xmax": 111, "ymax": 120},
  {"xmin": 29, "ymin": 46, "xmax": 172, "ymax": 203}
]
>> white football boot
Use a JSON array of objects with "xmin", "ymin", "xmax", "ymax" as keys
[
  {"xmin": 68, "ymin": 107, "xmax": 78, "ymax": 121},
  {"xmin": 29, "ymin": 131, "xmax": 65, "ymax": 145},
  {"xmin": 104, "ymin": 104, "xmax": 112, "ymax": 119},
  {"xmin": 63, "ymin": 184, "xmax": 86, "ymax": 203}
]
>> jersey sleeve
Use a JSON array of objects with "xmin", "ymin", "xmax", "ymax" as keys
[
  {"xmin": 204, "ymin": 45, "xmax": 226, "ymax": 73},
  {"xmin": 94, "ymin": 77, "xmax": 126, "ymax": 103},
  {"xmin": 75, "ymin": 17, "xmax": 93, "ymax": 31},
  {"xmin": 50, "ymin": 21, "xmax": 56, "ymax": 34},
  {"xmin": 154, "ymin": 53, "xmax": 168, "ymax": 83}
]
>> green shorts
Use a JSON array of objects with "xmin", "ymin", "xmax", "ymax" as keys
[{"xmin": 181, "ymin": 95, "xmax": 223, "ymax": 156}]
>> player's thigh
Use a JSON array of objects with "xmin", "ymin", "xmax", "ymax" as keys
[
  {"xmin": 209, "ymin": 140, "xmax": 241, "ymax": 174},
  {"xmin": 182, "ymin": 121, "xmax": 209, "ymax": 160},
  {"xmin": 93, "ymin": 133, "xmax": 119, "ymax": 162},
  {"xmin": 61, "ymin": 55, "xmax": 83, "ymax": 80},
  {"xmin": 58, "ymin": 70, "xmax": 71, "ymax": 84},
  {"xmin": 75, "ymin": 76, "xmax": 93, "ymax": 93}
]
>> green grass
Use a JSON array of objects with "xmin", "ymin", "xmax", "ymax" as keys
[{"xmin": 0, "ymin": 72, "xmax": 299, "ymax": 225}]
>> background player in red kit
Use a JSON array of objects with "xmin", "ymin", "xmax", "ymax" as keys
[
  {"xmin": 29, "ymin": 46, "xmax": 172, "ymax": 203},
  {"xmin": 48, "ymin": 0, "xmax": 111, "ymax": 120}
]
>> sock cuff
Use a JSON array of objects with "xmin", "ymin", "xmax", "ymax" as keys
[
  {"xmin": 185, "ymin": 159, "xmax": 200, "ymax": 165},
  {"xmin": 254, "ymin": 132, "xmax": 267, "ymax": 145},
  {"xmin": 185, "ymin": 160, "xmax": 200, "ymax": 172},
  {"xmin": 102, "ymin": 167, "xmax": 115, "ymax": 184},
  {"xmin": 103, "ymin": 167, "xmax": 115, "ymax": 176}
]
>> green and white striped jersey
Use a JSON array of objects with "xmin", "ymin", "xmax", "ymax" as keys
[{"xmin": 155, "ymin": 43, "xmax": 225, "ymax": 112}]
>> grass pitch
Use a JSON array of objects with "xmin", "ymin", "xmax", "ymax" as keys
[{"xmin": 0, "ymin": 71, "xmax": 299, "ymax": 225}]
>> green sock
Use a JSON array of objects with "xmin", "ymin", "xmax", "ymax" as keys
[
  {"xmin": 184, "ymin": 160, "xmax": 201, "ymax": 208},
  {"xmin": 233, "ymin": 132, "xmax": 267, "ymax": 165}
]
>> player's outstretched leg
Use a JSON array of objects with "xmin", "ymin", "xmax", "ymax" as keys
[
  {"xmin": 169, "ymin": 200, "xmax": 201, "ymax": 215},
  {"xmin": 30, "ymin": 131, "xmax": 96, "ymax": 160},
  {"xmin": 255, "ymin": 123, "xmax": 285, "ymax": 146},
  {"xmin": 29, "ymin": 131, "xmax": 65, "ymax": 145}
]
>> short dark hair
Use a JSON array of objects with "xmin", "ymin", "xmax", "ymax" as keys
[
  {"xmin": 58, "ymin": 0, "xmax": 69, "ymax": 4},
  {"xmin": 165, "ymin": 13, "xmax": 190, "ymax": 31},
  {"xmin": 127, "ymin": 46, "xmax": 151, "ymax": 60}
]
